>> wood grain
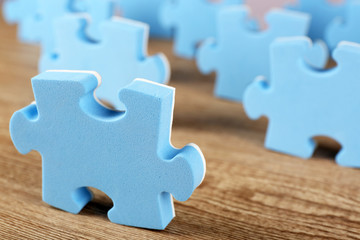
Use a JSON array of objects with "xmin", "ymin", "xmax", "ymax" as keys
[{"xmin": 0, "ymin": 15, "xmax": 360, "ymax": 240}]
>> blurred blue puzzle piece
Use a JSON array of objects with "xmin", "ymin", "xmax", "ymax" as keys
[
  {"xmin": 244, "ymin": 37, "xmax": 360, "ymax": 168},
  {"xmin": 2, "ymin": 0, "xmax": 114, "ymax": 52},
  {"xmin": 40, "ymin": 15, "xmax": 170, "ymax": 110},
  {"xmin": 3, "ymin": 0, "xmax": 39, "ymax": 42},
  {"xmin": 160, "ymin": 0, "xmax": 242, "ymax": 59},
  {"xmin": 325, "ymin": 0, "xmax": 360, "ymax": 50},
  {"xmin": 116, "ymin": 0, "xmax": 172, "ymax": 38},
  {"xmin": 9, "ymin": 71, "xmax": 206, "ymax": 230},
  {"xmin": 196, "ymin": 6, "xmax": 328, "ymax": 102},
  {"xmin": 287, "ymin": 0, "xmax": 347, "ymax": 42}
]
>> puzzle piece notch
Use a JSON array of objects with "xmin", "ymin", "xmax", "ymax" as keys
[
  {"xmin": 244, "ymin": 37, "xmax": 360, "ymax": 168},
  {"xmin": 10, "ymin": 71, "xmax": 206, "ymax": 230},
  {"xmin": 196, "ymin": 6, "xmax": 328, "ymax": 103},
  {"xmin": 286, "ymin": 0, "xmax": 347, "ymax": 42},
  {"xmin": 160, "ymin": 0, "xmax": 243, "ymax": 59},
  {"xmin": 325, "ymin": 0, "xmax": 360, "ymax": 50},
  {"xmin": 40, "ymin": 15, "xmax": 170, "ymax": 110}
]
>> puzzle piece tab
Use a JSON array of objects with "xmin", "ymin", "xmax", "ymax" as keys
[
  {"xmin": 196, "ymin": 6, "xmax": 328, "ymax": 102},
  {"xmin": 40, "ymin": 16, "xmax": 170, "ymax": 110},
  {"xmin": 160, "ymin": 0, "xmax": 242, "ymax": 59},
  {"xmin": 325, "ymin": 0, "xmax": 360, "ymax": 50},
  {"xmin": 10, "ymin": 71, "xmax": 206, "ymax": 230},
  {"xmin": 287, "ymin": 0, "xmax": 347, "ymax": 42},
  {"xmin": 115, "ymin": 0, "xmax": 172, "ymax": 38},
  {"xmin": 244, "ymin": 37, "xmax": 360, "ymax": 168}
]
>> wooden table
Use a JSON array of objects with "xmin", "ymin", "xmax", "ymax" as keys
[{"xmin": 0, "ymin": 16, "xmax": 359, "ymax": 240}]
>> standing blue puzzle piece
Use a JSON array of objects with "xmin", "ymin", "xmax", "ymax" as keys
[
  {"xmin": 2, "ymin": 0, "xmax": 38, "ymax": 42},
  {"xmin": 40, "ymin": 16, "xmax": 170, "ymax": 110},
  {"xmin": 244, "ymin": 37, "xmax": 360, "ymax": 168},
  {"xmin": 10, "ymin": 71, "xmax": 206, "ymax": 230},
  {"xmin": 196, "ymin": 6, "xmax": 328, "ymax": 103},
  {"xmin": 325, "ymin": 0, "xmax": 360, "ymax": 50},
  {"xmin": 115, "ymin": 0, "xmax": 172, "ymax": 38},
  {"xmin": 287, "ymin": 0, "xmax": 347, "ymax": 42},
  {"xmin": 160, "ymin": 0, "xmax": 242, "ymax": 59}
]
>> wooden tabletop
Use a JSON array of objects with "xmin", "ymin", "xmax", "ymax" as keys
[{"xmin": 0, "ymin": 16, "xmax": 359, "ymax": 240}]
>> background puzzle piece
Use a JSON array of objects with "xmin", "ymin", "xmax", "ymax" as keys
[
  {"xmin": 244, "ymin": 37, "xmax": 360, "ymax": 168},
  {"xmin": 286, "ymin": 0, "xmax": 347, "ymax": 42},
  {"xmin": 40, "ymin": 16, "xmax": 170, "ymax": 110},
  {"xmin": 10, "ymin": 71, "xmax": 206, "ymax": 230},
  {"xmin": 160, "ymin": 0, "xmax": 242, "ymax": 59},
  {"xmin": 2, "ymin": 0, "xmax": 38, "ymax": 42},
  {"xmin": 196, "ymin": 6, "xmax": 328, "ymax": 102},
  {"xmin": 116, "ymin": 0, "xmax": 172, "ymax": 38},
  {"xmin": 3, "ymin": 0, "xmax": 114, "ymax": 52},
  {"xmin": 325, "ymin": 0, "xmax": 360, "ymax": 50}
]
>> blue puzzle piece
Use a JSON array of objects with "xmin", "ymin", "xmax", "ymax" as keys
[
  {"xmin": 160, "ymin": 0, "xmax": 242, "ymax": 59},
  {"xmin": 3, "ymin": 0, "xmax": 114, "ymax": 51},
  {"xmin": 325, "ymin": 0, "xmax": 360, "ymax": 50},
  {"xmin": 10, "ymin": 71, "xmax": 206, "ymax": 230},
  {"xmin": 196, "ymin": 6, "xmax": 328, "ymax": 102},
  {"xmin": 115, "ymin": 0, "xmax": 172, "ymax": 38},
  {"xmin": 244, "ymin": 37, "xmax": 360, "ymax": 168},
  {"xmin": 3, "ymin": 0, "xmax": 39, "ymax": 42},
  {"xmin": 287, "ymin": 0, "xmax": 347, "ymax": 42},
  {"xmin": 40, "ymin": 15, "xmax": 170, "ymax": 110}
]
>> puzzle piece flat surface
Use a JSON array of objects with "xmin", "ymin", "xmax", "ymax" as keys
[
  {"xmin": 160, "ymin": 0, "xmax": 242, "ymax": 59},
  {"xmin": 40, "ymin": 16, "xmax": 170, "ymax": 110},
  {"xmin": 244, "ymin": 37, "xmax": 360, "ymax": 168},
  {"xmin": 116, "ymin": 0, "xmax": 172, "ymax": 38},
  {"xmin": 325, "ymin": 0, "xmax": 360, "ymax": 50},
  {"xmin": 10, "ymin": 71, "xmax": 206, "ymax": 230},
  {"xmin": 196, "ymin": 6, "xmax": 328, "ymax": 102},
  {"xmin": 287, "ymin": 0, "xmax": 347, "ymax": 42},
  {"xmin": 3, "ymin": 0, "xmax": 114, "ymax": 52}
]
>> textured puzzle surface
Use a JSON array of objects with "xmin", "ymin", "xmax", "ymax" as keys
[
  {"xmin": 325, "ymin": 0, "xmax": 360, "ymax": 50},
  {"xmin": 9, "ymin": 71, "xmax": 206, "ymax": 230},
  {"xmin": 196, "ymin": 6, "xmax": 328, "ymax": 102},
  {"xmin": 287, "ymin": 0, "xmax": 347, "ymax": 42},
  {"xmin": 40, "ymin": 16, "xmax": 170, "ymax": 110},
  {"xmin": 2, "ymin": 0, "xmax": 114, "ymax": 52},
  {"xmin": 160, "ymin": 0, "xmax": 242, "ymax": 59},
  {"xmin": 244, "ymin": 37, "xmax": 360, "ymax": 168},
  {"xmin": 116, "ymin": 0, "xmax": 172, "ymax": 38}
]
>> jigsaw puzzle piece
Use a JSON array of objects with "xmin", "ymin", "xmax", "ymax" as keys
[
  {"xmin": 3, "ymin": 0, "xmax": 115, "ymax": 51},
  {"xmin": 40, "ymin": 15, "xmax": 170, "ymax": 110},
  {"xmin": 3, "ymin": 0, "xmax": 36, "ymax": 23},
  {"xmin": 196, "ymin": 6, "xmax": 316, "ymax": 102},
  {"xmin": 3, "ymin": 0, "xmax": 40, "ymax": 42},
  {"xmin": 287, "ymin": 0, "xmax": 347, "ymax": 42},
  {"xmin": 10, "ymin": 71, "xmax": 206, "ymax": 229},
  {"xmin": 115, "ymin": 0, "xmax": 172, "ymax": 38},
  {"xmin": 160, "ymin": 0, "xmax": 242, "ymax": 59},
  {"xmin": 325, "ymin": 0, "xmax": 360, "ymax": 50},
  {"xmin": 244, "ymin": 37, "xmax": 360, "ymax": 168}
]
